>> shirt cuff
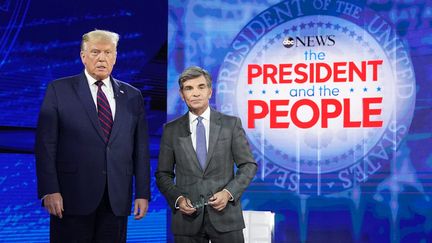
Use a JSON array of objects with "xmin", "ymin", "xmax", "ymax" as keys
[
  {"xmin": 174, "ymin": 195, "xmax": 184, "ymax": 209},
  {"xmin": 223, "ymin": 189, "xmax": 234, "ymax": 201}
]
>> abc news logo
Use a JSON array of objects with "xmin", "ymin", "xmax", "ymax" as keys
[{"xmin": 283, "ymin": 35, "xmax": 336, "ymax": 48}]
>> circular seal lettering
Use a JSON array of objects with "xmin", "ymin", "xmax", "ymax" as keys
[{"xmin": 216, "ymin": 0, "xmax": 416, "ymax": 195}]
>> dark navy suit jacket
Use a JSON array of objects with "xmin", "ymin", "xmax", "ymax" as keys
[{"xmin": 35, "ymin": 72, "xmax": 150, "ymax": 216}]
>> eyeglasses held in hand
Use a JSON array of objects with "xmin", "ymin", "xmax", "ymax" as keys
[{"xmin": 186, "ymin": 192, "xmax": 214, "ymax": 209}]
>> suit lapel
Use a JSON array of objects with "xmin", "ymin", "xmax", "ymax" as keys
[
  {"xmin": 73, "ymin": 73, "xmax": 106, "ymax": 143},
  {"xmin": 178, "ymin": 113, "xmax": 204, "ymax": 172},
  {"xmin": 203, "ymin": 109, "xmax": 221, "ymax": 171},
  {"xmin": 108, "ymin": 78, "xmax": 126, "ymax": 144}
]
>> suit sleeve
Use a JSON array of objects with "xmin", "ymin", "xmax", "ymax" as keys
[
  {"xmin": 35, "ymin": 83, "xmax": 60, "ymax": 199},
  {"xmin": 224, "ymin": 117, "xmax": 257, "ymax": 202},
  {"xmin": 133, "ymin": 93, "xmax": 151, "ymax": 200},
  {"xmin": 155, "ymin": 124, "xmax": 183, "ymax": 209}
]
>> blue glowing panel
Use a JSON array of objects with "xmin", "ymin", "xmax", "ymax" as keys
[
  {"xmin": 0, "ymin": 153, "xmax": 48, "ymax": 242},
  {"xmin": 0, "ymin": 154, "xmax": 167, "ymax": 242}
]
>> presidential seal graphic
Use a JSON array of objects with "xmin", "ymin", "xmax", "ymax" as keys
[
  {"xmin": 216, "ymin": 0, "xmax": 416, "ymax": 195},
  {"xmin": 0, "ymin": 0, "xmax": 29, "ymax": 68}
]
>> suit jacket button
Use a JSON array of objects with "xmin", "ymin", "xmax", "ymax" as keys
[{"xmin": 102, "ymin": 170, "xmax": 107, "ymax": 174}]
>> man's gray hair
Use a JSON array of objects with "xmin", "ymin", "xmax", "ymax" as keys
[
  {"xmin": 81, "ymin": 29, "xmax": 119, "ymax": 51},
  {"xmin": 178, "ymin": 66, "xmax": 212, "ymax": 89}
]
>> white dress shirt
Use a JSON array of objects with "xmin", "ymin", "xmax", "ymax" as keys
[
  {"xmin": 84, "ymin": 69, "xmax": 116, "ymax": 120},
  {"xmin": 188, "ymin": 106, "xmax": 210, "ymax": 152}
]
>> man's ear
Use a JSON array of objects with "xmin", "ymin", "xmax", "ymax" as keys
[
  {"xmin": 179, "ymin": 89, "xmax": 185, "ymax": 101},
  {"xmin": 80, "ymin": 51, "xmax": 85, "ymax": 63}
]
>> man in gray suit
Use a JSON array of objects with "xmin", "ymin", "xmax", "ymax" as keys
[{"xmin": 156, "ymin": 66, "xmax": 257, "ymax": 242}]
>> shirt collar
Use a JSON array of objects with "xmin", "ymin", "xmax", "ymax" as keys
[
  {"xmin": 189, "ymin": 106, "xmax": 211, "ymax": 124},
  {"xmin": 84, "ymin": 69, "xmax": 111, "ymax": 88}
]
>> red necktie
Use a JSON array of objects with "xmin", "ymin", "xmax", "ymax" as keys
[{"xmin": 95, "ymin": 81, "xmax": 113, "ymax": 143}]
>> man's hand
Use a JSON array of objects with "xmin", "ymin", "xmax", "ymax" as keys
[
  {"xmin": 134, "ymin": 199, "xmax": 149, "ymax": 220},
  {"xmin": 178, "ymin": 196, "xmax": 197, "ymax": 215},
  {"xmin": 208, "ymin": 190, "xmax": 230, "ymax": 211},
  {"xmin": 43, "ymin": 192, "xmax": 64, "ymax": 218}
]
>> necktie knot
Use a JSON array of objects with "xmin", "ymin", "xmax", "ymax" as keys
[
  {"xmin": 196, "ymin": 116, "xmax": 204, "ymax": 123},
  {"xmin": 95, "ymin": 80, "xmax": 104, "ymax": 88}
]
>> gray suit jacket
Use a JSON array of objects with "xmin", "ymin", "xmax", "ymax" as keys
[{"xmin": 156, "ymin": 109, "xmax": 257, "ymax": 235}]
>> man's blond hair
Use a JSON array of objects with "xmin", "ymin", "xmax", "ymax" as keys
[{"xmin": 81, "ymin": 29, "xmax": 119, "ymax": 51}]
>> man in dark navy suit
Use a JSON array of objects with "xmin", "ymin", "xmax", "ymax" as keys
[{"xmin": 35, "ymin": 29, "xmax": 150, "ymax": 242}]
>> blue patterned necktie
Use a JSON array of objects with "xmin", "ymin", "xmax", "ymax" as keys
[
  {"xmin": 95, "ymin": 81, "xmax": 113, "ymax": 143},
  {"xmin": 196, "ymin": 116, "xmax": 207, "ymax": 169}
]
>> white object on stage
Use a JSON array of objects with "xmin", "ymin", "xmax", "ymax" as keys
[{"xmin": 243, "ymin": 210, "xmax": 275, "ymax": 243}]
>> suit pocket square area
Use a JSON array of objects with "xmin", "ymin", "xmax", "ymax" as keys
[
  {"xmin": 216, "ymin": 137, "xmax": 231, "ymax": 145},
  {"xmin": 217, "ymin": 136, "xmax": 231, "ymax": 141}
]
